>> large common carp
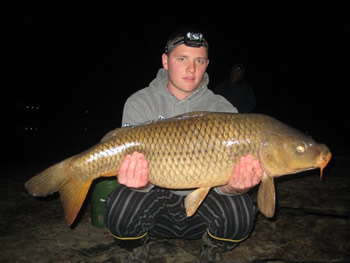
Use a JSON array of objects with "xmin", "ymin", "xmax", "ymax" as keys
[{"xmin": 25, "ymin": 112, "xmax": 331, "ymax": 226}]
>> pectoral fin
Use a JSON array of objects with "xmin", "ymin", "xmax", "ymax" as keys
[
  {"xmin": 184, "ymin": 187, "xmax": 211, "ymax": 217},
  {"xmin": 257, "ymin": 172, "xmax": 276, "ymax": 218}
]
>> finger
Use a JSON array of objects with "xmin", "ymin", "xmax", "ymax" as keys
[
  {"xmin": 254, "ymin": 160, "xmax": 264, "ymax": 180},
  {"xmin": 118, "ymin": 155, "xmax": 131, "ymax": 184},
  {"xmin": 242, "ymin": 154, "xmax": 255, "ymax": 187},
  {"xmin": 231, "ymin": 164, "xmax": 241, "ymax": 185},
  {"xmin": 231, "ymin": 165, "xmax": 244, "ymax": 189},
  {"xmin": 250, "ymin": 161, "xmax": 263, "ymax": 186},
  {"xmin": 125, "ymin": 153, "xmax": 138, "ymax": 185},
  {"xmin": 138, "ymin": 159, "xmax": 149, "ymax": 187},
  {"xmin": 240, "ymin": 156, "xmax": 249, "ymax": 183},
  {"xmin": 252, "ymin": 160, "xmax": 263, "ymax": 178},
  {"xmin": 245, "ymin": 154, "xmax": 254, "ymax": 171},
  {"xmin": 245, "ymin": 153, "xmax": 253, "ymax": 163},
  {"xmin": 241, "ymin": 154, "xmax": 252, "ymax": 176},
  {"xmin": 128, "ymin": 152, "xmax": 148, "ymax": 188},
  {"xmin": 133, "ymin": 154, "xmax": 146, "ymax": 187}
]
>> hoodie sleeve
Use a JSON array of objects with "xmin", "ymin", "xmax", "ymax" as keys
[
  {"xmin": 121, "ymin": 97, "xmax": 150, "ymax": 126},
  {"xmin": 100, "ymin": 96, "xmax": 150, "ymax": 141}
]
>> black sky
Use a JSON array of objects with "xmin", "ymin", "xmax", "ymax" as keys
[{"xmin": 4, "ymin": 8, "xmax": 350, "ymax": 164}]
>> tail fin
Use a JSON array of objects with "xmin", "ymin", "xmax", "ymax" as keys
[
  {"xmin": 25, "ymin": 157, "xmax": 91, "ymax": 226},
  {"xmin": 25, "ymin": 160, "xmax": 68, "ymax": 197}
]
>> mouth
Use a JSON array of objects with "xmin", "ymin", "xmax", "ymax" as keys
[{"xmin": 183, "ymin": 77, "xmax": 195, "ymax": 82}]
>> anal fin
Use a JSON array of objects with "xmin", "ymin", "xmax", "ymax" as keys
[
  {"xmin": 257, "ymin": 172, "xmax": 276, "ymax": 218},
  {"xmin": 184, "ymin": 187, "xmax": 211, "ymax": 217}
]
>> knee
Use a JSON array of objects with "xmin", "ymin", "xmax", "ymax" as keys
[
  {"xmin": 103, "ymin": 187, "xmax": 129, "ymax": 235},
  {"xmin": 103, "ymin": 186, "xmax": 152, "ymax": 238},
  {"xmin": 209, "ymin": 194, "xmax": 257, "ymax": 240}
]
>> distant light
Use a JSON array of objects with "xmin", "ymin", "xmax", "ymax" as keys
[
  {"xmin": 24, "ymin": 127, "xmax": 38, "ymax": 131},
  {"xmin": 25, "ymin": 105, "xmax": 40, "ymax": 110}
]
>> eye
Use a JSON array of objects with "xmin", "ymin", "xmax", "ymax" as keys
[
  {"xmin": 296, "ymin": 145, "xmax": 305, "ymax": 153},
  {"xmin": 196, "ymin": 58, "xmax": 206, "ymax": 65},
  {"xmin": 177, "ymin": 57, "xmax": 185, "ymax": 62}
]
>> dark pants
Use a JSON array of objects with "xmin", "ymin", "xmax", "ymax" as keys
[{"xmin": 104, "ymin": 185, "xmax": 258, "ymax": 243}]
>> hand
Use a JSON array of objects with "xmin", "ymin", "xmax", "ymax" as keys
[
  {"xmin": 219, "ymin": 154, "xmax": 263, "ymax": 195},
  {"xmin": 118, "ymin": 151, "xmax": 150, "ymax": 189}
]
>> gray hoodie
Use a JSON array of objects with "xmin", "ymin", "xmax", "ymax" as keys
[
  {"xmin": 121, "ymin": 68, "xmax": 237, "ymax": 127},
  {"xmin": 115, "ymin": 68, "xmax": 238, "ymax": 196}
]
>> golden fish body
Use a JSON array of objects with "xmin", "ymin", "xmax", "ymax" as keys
[
  {"xmin": 99, "ymin": 112, "xmax": 260, "ymax": 189},
  {"xmin": 25, "ymin": 112, "xmax": 331, "ymax": 225}
]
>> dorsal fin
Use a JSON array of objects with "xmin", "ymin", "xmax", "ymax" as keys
[{"xmin": 100, "ymin": 127, "xmax": 133, "ymax": 142}]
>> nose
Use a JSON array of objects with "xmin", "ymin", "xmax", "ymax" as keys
[{"xmin": 186, "ymin": 60, "xmax": 196, "ymax": 73}]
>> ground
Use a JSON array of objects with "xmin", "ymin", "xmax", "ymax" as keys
[{"xmin": 1, "ymin": 155, "xmax": 349, "ymax": 262}]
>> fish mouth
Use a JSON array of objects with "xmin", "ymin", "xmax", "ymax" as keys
[{"xmin": 318, "ymin": 151, "xmax": 332, "ymax": 179}]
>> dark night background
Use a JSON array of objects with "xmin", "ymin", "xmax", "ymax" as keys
[{"xmin": 3, "ymin": 8, "xmax": 350, "ymax": 169}]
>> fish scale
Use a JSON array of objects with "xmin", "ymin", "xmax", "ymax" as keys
[{"xmin": 25, "ymin": 111, "xmax": 331, "ymax": 225}]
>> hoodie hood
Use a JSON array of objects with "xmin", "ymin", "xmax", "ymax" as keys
[{"xmin": 149, "ymin": 68, "xmax": 210, "ymax": 108}]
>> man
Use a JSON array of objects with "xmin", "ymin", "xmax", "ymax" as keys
[
  {"xmin": 104, "ymin": 28, "xmax": 263, "ymax": 262},
  {"xmin": 214, "ymin": 63, "xmax": 256, "ymax": 113}
]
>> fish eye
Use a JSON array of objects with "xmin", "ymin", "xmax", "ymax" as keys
[{"xmin": 296, "ymin": 145, "xmax": 305, "ymax": 153}]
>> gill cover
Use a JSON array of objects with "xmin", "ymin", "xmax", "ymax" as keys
[{"xmin": 259, "ymin": 134, "xmax": 321, "ymax": 177}]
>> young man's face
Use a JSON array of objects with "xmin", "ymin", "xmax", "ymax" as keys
[{"xmin": 162, "ymin": 44, "xmax": 209, "ymax": 100}]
